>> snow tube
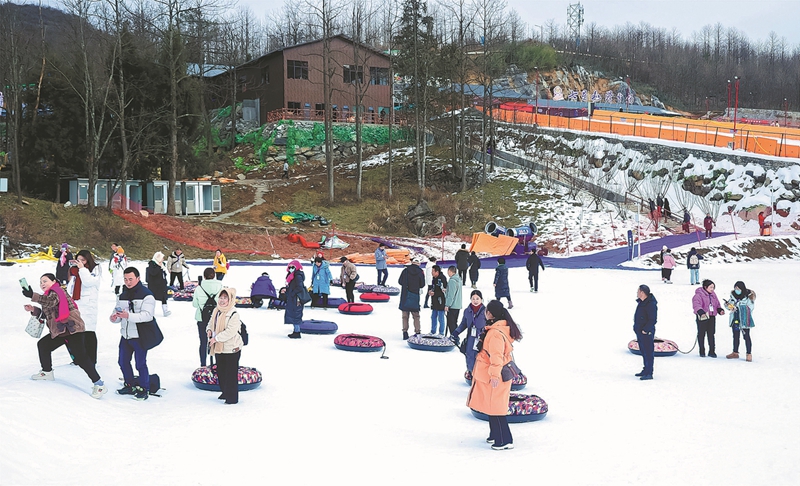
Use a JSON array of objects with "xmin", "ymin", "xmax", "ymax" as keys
[
  {"xmin": 355, "ymin": 283, "xmax": 376, "ymax": 293},
  {"xmin": 300, "ymin": 319, "xmax": 338, "ymax": 335},
  {"xmin": 311, "ymin": 296, "xmax": 347, "ymax": 308},
  {"xmin": 191, "ymin": 365, "xmax": 263, "ymax": 392},
  {"xmin": 334, "ymin": 333, "xmax": 385, "ymax": 352},
  {"xmin": 268, "ymin": 298, "xmax": 286, "ymax": 310},
  {"xmin": 484, "ymin": 221, "xmax": 507, "ymax": 236},
  {"xmin": 172, "ymin": 292, "xmax": 194, "ymax": 302},
  {"xmin": 471, "ymin": 393, "xmax": 548, "ymax": 423},
  {"xmin": 464, "ymin": 370, "xmax": 528, "ymax": 391},
  {"xmin": 360, "ymin": 292, "xmax": 390, "ymax": 302},
  {"xmin": 407, "ymin": 334, "xmax": 455, "ymax": 352},
  {"xmin": 288, "ymin": 233, "xmax": 321, "ymax": 249},
  {"xmin": 358, "ymin": 285, "xmax": 400, "ymax": 295},
  {"xmin": 338, "ymin": 303, "xmax": 373, "ymax": 315},
  {"xmin": 628, "ymin": 338, "xmax": 679, "ymax": 357},
  {"xmin": 235, "ymin": 296, "xmax": 253, "ymax": 308}
]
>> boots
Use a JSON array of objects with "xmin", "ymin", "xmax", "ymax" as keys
[
  {"xmin": 162, "ymin": 304, "xmax": 171, "ymax": 317},
  {"xmin": 726, "ymin": 352, "xmax": 739, "ymax": 359},
  {"xmin": 746, "ymin": 353, "xmax": 752, "ymax": 362},
  {"xmin": 288, "ymin": 332, "xmax": 301, "ymax": 339}
]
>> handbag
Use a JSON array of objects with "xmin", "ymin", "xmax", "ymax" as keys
[
  {"xmin": 297, "ymin": 285, "xmax": 312, "ymax": 305},
  {"xmin": 137, "ymin": 319, "xmax": 164, "ymax": 350},
  {"xmin": 26, "ymin": 316, "xmax": 46, "ymax": 339},
  {"xmin": 501, "ymin": 360, "xmax": 522, "ymax": 382}
]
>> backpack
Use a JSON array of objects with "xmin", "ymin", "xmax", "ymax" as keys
[
  {"xmin": 231, "ymin": 311, "xmax": 249, "ymax": 345},
  {"xmin": 200, "ymin": 285, "xmax": 218, "ymax": 324},
  {"xmin": 689, "ymin": 254, "xmax": 699, "ymax": 266},
  {"xmin": 133, "ymin": 373, "xmax": 163, "ymax": 397}
]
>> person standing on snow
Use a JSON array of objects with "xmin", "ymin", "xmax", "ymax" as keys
[
  {"xmin": 374, "ymin": 243, "xmax": 388, "ymax": 286},
  {"xmin": 398, "ymin": 256, "xmax": 426, "ymax": 340},
  {"xmin": 493, "ymin": 257, "xmax": 513, "ymax": 308},
  {"xmin": 525, "ymin": 249, "xmax": 545, "ymax": 292},
  {"xmin": 692, "ymin": 279, "xmax": 725, "ymax": 358},
  {"xmin": 112, "ymin": 267, "xmax": 158, "ymax": 401},
  {"xmin": 282, "ymin": 161, "xmax": 289, "ymax": 179},
  {"xmin": 423, "ymin": 256, "xmax": 437, "ymax": 308},
  {"xmin": 310, "ymin": 256, "xmax": 332, "ymax": 308},
  {"xmin": 166, "ymin": 248, "xmax": 189, "ymax": 290},
  {"xmin": 429, "ymin": 265, "xmax": 448, "ymax": 335},
  {"xmin": 283, "ymin": 260, "xmax": 307, "ymax": 339},
  {"xmin": 192, "ymin": 267, "xmax": 223, "ymax": 367},
  {"xmin": 725, "ymin": 281, "xmax": 756, "ymax": 362},
  {"xmin": 633, "ymin": 284, "xmax": 657, "ymax": 380},
  {"xmin": 67, "ymin": 250, "xmax": 102, "ymax": 364},
  {"xmin": 213, "ymin": 249, "xmax": 228, "ymax": 280},
  {"xmin": 455, "ymin": 244, "xmax": 470, "ymax": 285},
  {"xmin": 682, "ymin": 210, "xmax": 691, "ymax": 233},
  {"xmin": 146, "ymin": 251, "xmax": 171, "ymax": 317},
  {"xmin": 703, "ymin": 214, "xmax": 714, "ymax": 238},
  {"xmin": 686, "ymin": 247, "xmax": 703, "ymax": 285},
  {"xmin": 451, "ymin": 290, "xmax": 487, "ymax": 377},
  {"xmin": 444, "ymin": 266, "xmax": 463, "ymax": 336},
  {"xmin": 468, "ymin": 251, "xmax": 481, "ymax": 289},
  {"xmin": 206, "ymin": 287, "xmax": 243, "ymax": 405},
  {"xmin": 110, "ymin": 246, "xmax": 128, "ymax": 296},
  {"xmin": 661, "ymin": 248, "xmax": 676, "ymax": 284},
  {"xmin": 339, "ymin": 256, "xmax": 358, "ymax": 303}
]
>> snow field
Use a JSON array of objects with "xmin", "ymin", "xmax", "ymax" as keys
[{"xmin": 1, "ymin": 258, "xmax": 799, "ymax": 485}]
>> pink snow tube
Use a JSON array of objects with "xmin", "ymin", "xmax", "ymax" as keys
[
  {"xmin": 628, "ymin": 338, "xmax": 679, "ymax": 357},
  {"xmin": 334, "ymin": 333, "xmax": 385, "ymax": 352}
]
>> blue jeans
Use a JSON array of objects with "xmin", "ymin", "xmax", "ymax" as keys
[
  {"xmin": 119, "ymin": 337, "xmax": 149, "ymax": 390},
  {"xmin": 690, "ymin": 268, "xmax": 700, "ymax": 284},
  {"xmin": 637, "ymin": 331, "xmax": 655, "ymax": 375},
  {"xmin": 430, "ymin": 309, "xmax": 445, "ymax": 334}
]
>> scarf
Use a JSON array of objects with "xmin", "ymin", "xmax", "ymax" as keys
[
  {"xmin": 210, "ymin": 287, "xmax": 237, "ymax": 356},
  {"xmin": 44, "ymin": 281, "xmax": 71, "ymax": 322},
  {"xmin": 286, "ymin": 260, "xmax": 303, "ymax": 285},
  {"xmin": 69, "ymin": 266, "xmax": 82, "ymax": 300},
  {"xmin": 470, "ymin": 303, "xmax": 483, "ymax": 314},
  {"xmin": 59, "ymin": 245, "xmax": 68, "ymax": 266}
]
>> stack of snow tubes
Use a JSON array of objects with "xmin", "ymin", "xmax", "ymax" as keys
[
  {"xmin": 471, "ymin": 393, "xmax": 548, "ymax": 423},
  {"xmin": 191, "ymin": 365, "xmax": 262, "ymax": 391}
]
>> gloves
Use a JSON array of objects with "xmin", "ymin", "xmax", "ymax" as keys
[
  {"xmin": 717, "ymin": 307, "xmax": 725, "ymax": 315},
  {"xmin": 450, "ymin": 335, "xmax": 460, "ymax": 346},
  {"xmin": 22, "ymin": 287, "xmax": 34, "ymax": 298}
]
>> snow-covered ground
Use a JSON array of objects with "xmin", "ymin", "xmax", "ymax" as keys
[{"xmin": 2, "ymin": 257, "xmax": 799, "ymax": 485}]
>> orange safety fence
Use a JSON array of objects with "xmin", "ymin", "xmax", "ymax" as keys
[
  {"xmin": 344, "ymin": 249, "xmax": 411, "ymax": 265},
  {"xmin": 479, "ymin": 106, "xmax": 800, "ymax": 159}
]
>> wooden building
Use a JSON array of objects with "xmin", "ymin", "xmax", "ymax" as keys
[{"xmin": 208, "ymin": 35, "xmax": 392, "ymax": 125}]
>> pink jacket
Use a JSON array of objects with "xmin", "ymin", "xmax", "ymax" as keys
[
  {"xmin": 692, "ymin": 287, "xmax": 722, "ymax": 317},
  {"xmin": 662, "ymin": 253, "xmax": 676, "ymax": 269}
]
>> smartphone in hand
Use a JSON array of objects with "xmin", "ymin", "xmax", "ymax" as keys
[{"xmin": 19, "ymin": 278, "xmax": 30, "ymax": 290}]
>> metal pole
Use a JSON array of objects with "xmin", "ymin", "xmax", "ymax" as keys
[
  {"xmin": 727, "ymin": 80, "xmax": 731, "ymax": 120},
  {"xmin": 625, "ymin": 75, "xmax": 630, "ymax": 113},
  {"xmin": 785, "ymin": 98, "xmax": 789, "ymax": 127},
  {"xmin": 534, "ymin": 67, "xmax": 539, "ymax": 125},
  {"xmin": 728, "ymin": 211, "xmax": 737, "ymax": 240}
]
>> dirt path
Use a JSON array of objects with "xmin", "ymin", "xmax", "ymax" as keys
[{"xmin": 210, "ymin": 179, "xmax": 285, "ymax": 223}]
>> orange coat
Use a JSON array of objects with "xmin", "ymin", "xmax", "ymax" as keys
[{"xmin": 467, "ymin": 320, "xmax": 514, "ymax": 416}]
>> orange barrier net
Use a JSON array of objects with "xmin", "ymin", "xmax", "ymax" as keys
[{"xmin": 481, "ymin": 107, "xmax": 800, "ymax": 159}]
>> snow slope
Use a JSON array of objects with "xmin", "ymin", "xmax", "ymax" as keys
[{"xmin": 1, "ymin": 258, "xmax": 799, "ymax": 485}]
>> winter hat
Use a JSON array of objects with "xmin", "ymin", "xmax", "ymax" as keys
[
  {"xmin": 152, "ymin": 251, "xmax": 164, "ymax": 264},
  {"xmin": 288, "ymin": 259, "xmax": 303, "ymax": 271},
  {"xmin": 61, "ymin": 243, "xmax": 69, "ymax": 250},
  {"xmin": 470, "ymin": 289, "xmax": 483, "ymax": 299},
  {"xmin": 412, "ymin": 256, "xmax": 422, "ymax": 264},
  {"xmin": 486, "ymin": 299, "xmax": 507, "ymax": 320},
  {"xmin": 662, "ymin": 245, "xmax": 668, "ymax": 251},
  {"xmin": 638, "ymin": 284, "xmax": 651, "ymax": 296},
  {"xmin": 340, "ymin": 256, "xmax": 348, "ymax": 263}
]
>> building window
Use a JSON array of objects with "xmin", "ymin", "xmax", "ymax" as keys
[
  {"xmin": 288, "ymin": 101, "xmax": 301, "ymax": 114},
  {"xmin": 370, "ymin": 67, "xmax": 389, "ymax": 85},
  {"xmin": 287, "ymin": 60, "xmax": 308, "ymax": 79},
  {"xmin": 315, "ymin": 103, "xmax": 325, "ymax": 117},
  {"xmin": 343, "ymin": 65, "xmax": 364, "ymax": 84},
  {"xmin": 261, "ymin": 66, "xmax": 269, "ymax": 85}
]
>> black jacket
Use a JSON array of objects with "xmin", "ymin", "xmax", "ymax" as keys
[
  {"xmin": 146, "ymin": 261, "xmax": 168, "ymax": 301},
  {"xmin": 633, "ymin": 294, "xmax": 658, "ymax": 334},
  {"xmin": 455, "ymin": 249, "xmax": 470, "ymax": 270},
  {"xmin": 526, "ymin": 253, "xmax": 545, "ymax": 273}
]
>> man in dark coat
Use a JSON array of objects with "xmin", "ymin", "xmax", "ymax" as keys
[
  {"xmin": 454, "ymin": 244, "xmax": 470, "ymax": 285},
  {"xmin": 525, "ymin": 250, "xmax": 545, "ymax": 292},
  {"xmin": 467, "ymin": 251, "xmax": 481, "ymax": 289},
  {"xmin": 398, "ymin": 257, "xmax": 426, "ymax": 340},
  {"xmin": 633, "ymin": 284, "xmax": 658, "ymax": 380},
  {"xmin": 703, "ymin": 214, "xmax": 714, "ymax": 238}
]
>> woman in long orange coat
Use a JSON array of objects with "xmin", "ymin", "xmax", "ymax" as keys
[{"xmin": 467, "ymin": 299, "xmax": 522, "ymax": 450}]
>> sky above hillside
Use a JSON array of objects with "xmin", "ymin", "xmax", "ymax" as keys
[{"xmin": 237, "ymin": 0, "xmax": 800, "ymax": 47}]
